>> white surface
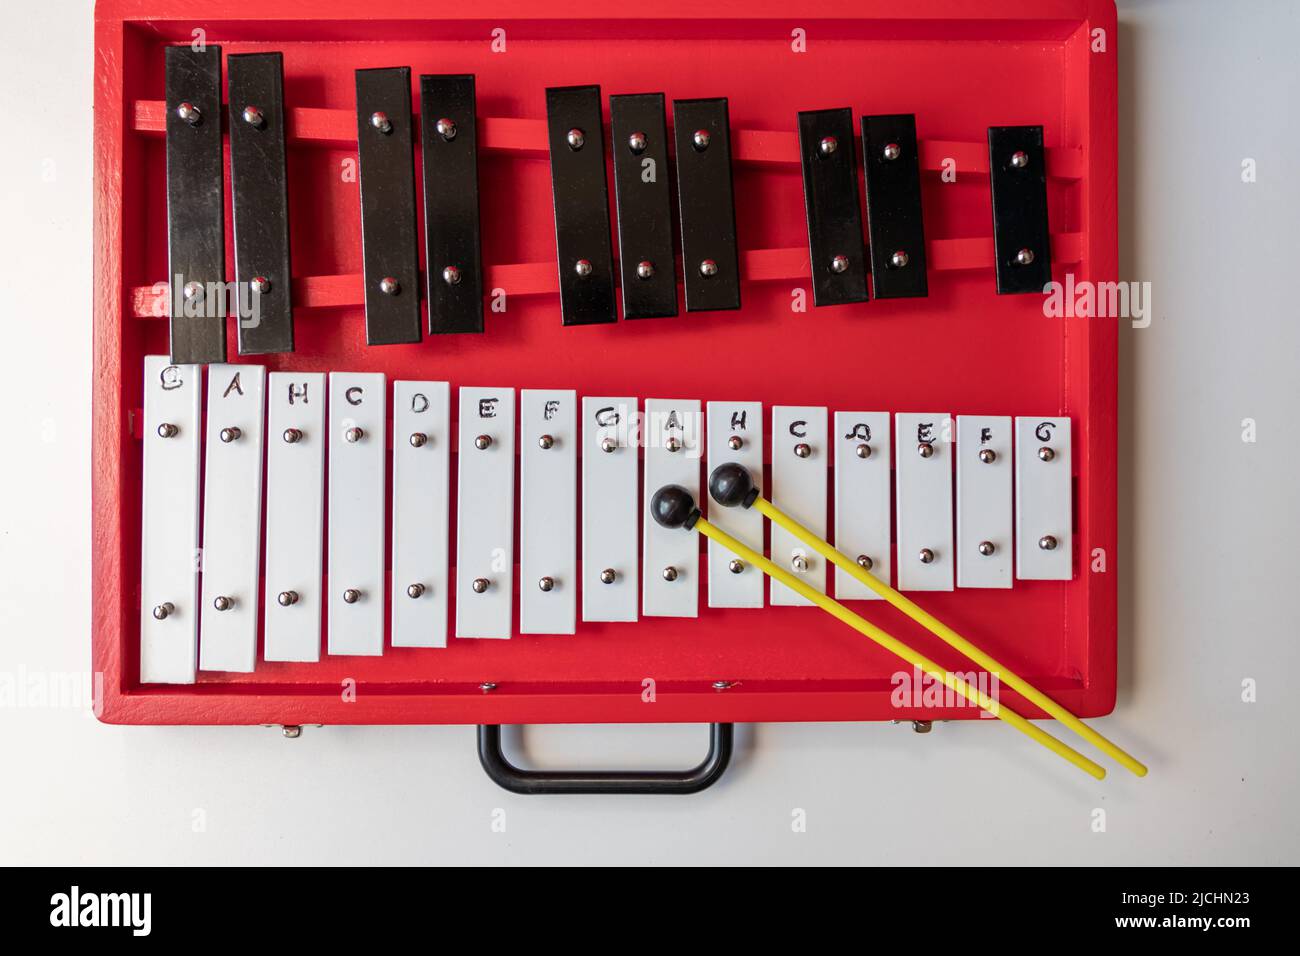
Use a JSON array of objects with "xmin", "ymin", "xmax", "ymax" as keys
[
  {"xmin": 641, "ymin": 399, "xmax": 700, "ymax": 617},
  {"xmin": 2, "ymin": 0, "xmax": 1299, "ymax": 865},
  {"xmin": 956, "ymin": 415, "xmax": 1012, "ymax": 589},
  {"xmin": 770, "ymin": 406, "xmax": 827, "ymax": 605},
  {"xmin": 705, "ymin": 401, "xmax": 764, "ymax": 608},
  {"xmin": 519, "ymin": 389, "xmax": 576, "ymax": 635},
  {"xmin": 833, "ymin": 411, "xmax": 890, "ymax": 600},
  {"xmin": 455, "ymin": 387, "xmax": 515, "ymax": 639},
  {"xmin": 895, "ymin": 413, "xmax": 954, "ymax": 590},
  {"xmin": 1015, "ymin": 416, "xmax": 1073, "ymax": 580},
  {"xmin": 580, "ymin": 397, "xmax": 639, "ymax": 622}
]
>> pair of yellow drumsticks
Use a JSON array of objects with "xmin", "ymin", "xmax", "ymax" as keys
[{"xmin": 651, "ymin": 463, "xmax": 1146, "ymax": 781}]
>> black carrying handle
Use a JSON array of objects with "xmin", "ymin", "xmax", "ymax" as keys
[{"xmin": 477, "ymin": 723, "xmax": 733, "ymax": 795}]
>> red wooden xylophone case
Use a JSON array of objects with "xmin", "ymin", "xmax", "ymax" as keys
[{"xmin": 92, "ymin": 0, "xmax": 1119, "ymax": 726}]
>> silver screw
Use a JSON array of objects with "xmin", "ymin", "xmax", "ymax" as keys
[
  {"xmin": 665, "ymin": 436, "xmax": 682, "ymax": 453},
  {"xmin": 978, "ymin": 541, "xmax": 996, "ymax": 556},
  {"xmin": 628, "ymin": 131, "xmax": 647, "ymax": 154},
  {"xmin": 242, "ymin": 105, "xmax": 265, "ymax": 128},
  {"xmin": 912, "ymin": 720, "xmax": 933, "ymax": 734},
  {"xmin": 282, "ymin": 427, "xmax": 302, "ymax": 444},
  {"xmin": 566, "ymin": 127, "xmax": 585, "ymax": 150},
  {"xmin": 918, "ymin": 442, "xmax": 935, "ymax": 459},
  {"xmin": 883, "ymin": 142, "xmax": 901, "ymax": 161},
  {"xmin": 371, "ymin": 111, "xmax": 392, "ymax": 134},
  {"xmin": 177, "ymin": 102, "xmax": 201, "ymax": 125},
  {"xmin": 219, "ymin": 426, "xmax": 241, "ymax": 443},
  {"xmin": 1039, "ymin": 535, "xmax": 1058, "ymax": 551},
  {"xmin": 889, "ymin": 250, "xmax": 909, "ymax": 269},
  {"xmin": 183, "ymin": 281, "xmax": 203, "ymax": 302},
  {"xmin": 979, "ymin": 448, "xmax": 997, "ymax": 464},
  {"xmin": 277, "ymin": 590, "xmax": 298, "ymax": 607},
  {"xmin": 479, "ymin": 682, "xmax": 497, "ymax": 693},
  {"xmin": 857, "ymin": 554, "xmax": 873, "ymax": 570},
  {"xmin": 699, "ymin": 259, "xmax": 718, "ymax": 277},
  {"xmin": 409, "ymin": 432, "xmax": 427, "ymax": 448},
  {"xmin": 436, "ymin": 117, "xmax": 457, "ymax": 141},
  {"xmin": 819, "ymin": 135, "xmax": 838, "ymax": 156},
  {"xmin": 1038, "ymin": 446, "xmax": 1055, "ymax": 462},
  {"xmin": 213, "ymin": 595, "xmax": 234, "ymax": 612},
  {"xmin": 472, "ymin": 578, "xmax": 489, "ymax": 593},
  {"xmin": 538, "ymin": 434, "xmax": 554, "ymax": 450},
  {"xmin": 407, "ymin": 583, "xmax": 425, "ymax": 599},
  {"xmin": 728, "ymin": 435, "xmax": 743, "ymax": 451},
  {"xmin": 575, "ymin": 259, "xmax": 593, "ymax": 277},
  {"xmin": 282, "ymin": 725, "xmax": 302, "ymax": 738},
  {"xmin": 692, "ymin": 128, "xmax": 710, "ymax": 150},
  {"xmin": 342, "ymin": 588, "xmax": 361, "ymax": 604},
  {"xmin": 156, "ymin": 422, "xmax": 178, "ymax": 439},
  {"xmin": 792, "ymin": 554, "xmax": 809, "ymax": 573},
  {"xmin": 918, "ymin": 548, "xmax": 935, "ymax": 564},
  {"xmin": 830, "ymin": 254, "xmax": 849, "ymax": 274},
  {"xmin": 794, "ymin": 443, "xmax": 812, "ymax": 459},
  {"xmin": 251, "ymin": 275, "xmax": 271, "ymax": 294},
  {"xmin": 636, "ymin": 260, "xmax": 654, "ymax": 280},
  {"xmin": 600, "ymin": 568, "xmax": 617, "ymax": 584},
  {"xmin": 474, "ymin": 435, "xmax": 492, "ymax": 450},
  {"xmin": 1015, "ymin": 248, "xmax": 1035, "ymax": 266},
  {"xmin": 1010, "ymin": 150, "xmax": 1029, "ymax": 168},
  {"xmin": 380, "ymin": 276, "xmax": 400, "ymax": 295},
  {"xmin": 729, "ymin": 560, "xmax": 744, "ymax": 574},
  {"xmin": 712, "ymin": 680, "xmax": 735, "ymax": 691},
  {"xmin": 600, "ymin": 437, "xmax": 617, "ymax": 454},
  {"xmin": 662, "ymin": 566, "xmax": 678, "ymax": 582},
  {"xmin": 856, "ymin": 443, "xmax": 871, "ymax": 459},
  {"xmin": 442, "ymin": 265, "xmax": 461, "ymax": 286},
  {"xmin": 538, "ymin": 576, "xmax": 555, "ymax": 592},
  {"xmin": 152, "ymin": 602, "xmax": 174, "ymax": 620},
  {"xmin": 345, "ymin": 426, "xmax": 364, "ymax": 443}
]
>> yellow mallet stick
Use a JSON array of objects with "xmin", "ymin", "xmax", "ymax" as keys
[
  {"xmin": 707, "ymin": 463, "xmax": 1147, "ymax": 778},
  {"xmin": 649, "ymin": 485, "xmax": 1106, "ymax": 780}
]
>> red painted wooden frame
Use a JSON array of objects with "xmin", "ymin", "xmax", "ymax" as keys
[{"xmin": 92, "ymin": 0, "xmax": 1119, "ymax": 726}]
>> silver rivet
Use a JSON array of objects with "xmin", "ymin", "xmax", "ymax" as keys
[
  {"xmin": 666, "ymin": 436, "xmax": 682, "ymax": 453},
  {"xmin": 251, "ymin": 275, "xmax": 271, "ymax": 294},
  {"xmin": 1015, "ymin": 248, "xmax": 1035, "ymax": 266},
  {"xmin": 692, "ymin": 128, "xmax": 710, "ymax": 151},
  {"xmin": 712, "ymin": 680, "xmax": 735, "ymax": 691},
  {"xmin": 277, "ymin": 590, "xmax": 298, "ymax": 607},
  {"xmin": 436, "ymin": 117, "xmax": 457, "ymax": 141},
  {"xmin": 855, "ymin": 443, "xmax": 871, "ymax": 459},
  {"xmin": 699, "ymin": 259, "xmax": 718, "ymax": 277},
  {"xmin": 792, "ymin": 554, "xmax": 809, "ymax": 573},
  {"xmin": 979, "ymin": 448, "xmax": 997, "ymax": 464},
  {"xmin": 918, "ymin": 548, "xmax": 935, "ymax": 564},
  {"xmin": 442, "ymin": 265, "xmax": 461, "ymax": 286},
  {"xmin": 600, "ymin": 568, "xmax": 617, "ymax": 584},
  {"xmin": 600, "ymin": 437, "xmax": 617, "ymax": 454},
  {"xmin": 409, "ymin": 432, "xmax": 427, "ymax": 448},
  {"xmin": 978, "ymin": 541, "xmax": 996, "ymax": 556},
  {"xmin": 345, "ymin": 426, "xmax": 364, "ymax": 443},
  {"xmin": 819, "ymin": 135, "xmax": 838, "ymax": 156},
  {"xmin": 213, "ymin": 595, "xmax": 234, "ymax": 612},
  {"xmin": 282, "ymin": 725, "xmax": 302, "ymax": 738},
  {"xmin": 729, "ymin": 560, "xmax": 744, "ymax": 574},
  {"xmin": 183, "ymin": 281, "xmax": 203, "ymax": 302},
  {"xmin": 474, "ymin": 434, "xmax": 491, "ymax": 450},
  {"xmin": 538, "ymin": 576, "xmax": 554, "ymax": 592},
  {"xmin": 1038, "ymin": 446, "xmax": 1055, "ymax": 462},
  {"xmin": 380, "ymin": 276, "xmax": 400, "ymax": 295},
  {"xmin": 407, "ymin": 583, "xmax": 425, "ymax": 599},
  {"xmin": 794, "ymin": 442, "xmax": 812, "ymax": 459},
  {"xmin": 628, "ymin": 131, "xmax": 647, "ymax": 154},
  {"xmin": 342, "ymin": 588, "xmax": 361, "ymax": 604},
  {"xmin": 889, "ymin": 250, "xmax": 909, "ymax": 269},
  {"xmin": 472, "ymin": 578, "xmax": 489, "ymax": 593},
  {"xmin": 371, "ymin": 111, "xmax": 392, "ymax": 134},
  {"xmin": 575, "ymin": 258, "xmax": 593, "ymax": 277},
  {"xmin": 242, "ymin": 105, "xmax": 265, "ymax": 128},
  {"xmin": 479, "ymin": 682, "xmax": 497, "ymax": 693},
  {"xmin": 857, "ymin": 554, "xmax": 873, "ymax": 570},
  {"xmin": 636, "ymin": 260, "xmax": 654, "ymax": 280},
  {"xmin": 538, "ymin": 434, "xmax": 554, "ymax": 450},
  {"xmin": 566, "ymin": 127, "xmax": 585, "ymax": 150},
  {"xmin": 830, "ymin": 254, "xmax": 849, "ymax": 274},
  {"xmin": 1039, "ymin": 535, "xmax": 1058, "ymax": 551},
  {"xmin": 219, "ymin": 426, "xmax": 241, "ymax": 443},
  {"xmin": 883, "ymin": 142, "xmax": 901, "ymax": 161},
  {"xmin": 918, "ymin": 442, "xmax": 935, "ymax": 459},
  {"xmin": 177, "ymin": 102, "xmax": 201, "ymax": 125},
  {"xmin": 282, "ymin": 427, "xmax": 302, "ymax": 444},
  {"xmin": 156, "ymin": 422, "xmax": 178, "ymax": 439},
  {"xmin": 1010, "ymin": 150, "xmax": 1029, "ymax": 168},
  {"xmin": 152, "ymin": 602, "xmax": 174, "ymax": 620},
  {"xmin": 728, "ymin": 435, "xmax": 743, "ymax": 451},
  {"xmin": 662, "ymin": 566, "xmax": 679, "ymax": 582}
]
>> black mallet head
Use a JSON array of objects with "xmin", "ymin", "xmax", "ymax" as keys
[
  {"xmin": 708, "ymin": 462, "xmax": 759, "ymax": 509},
  {"xmin": 650, "ymin": 485, "xmax": 701, "ymax": 530}
]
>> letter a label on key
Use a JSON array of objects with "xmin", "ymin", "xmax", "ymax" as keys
[{"xmin": 643, "ymin": 399, "xmax": 701, "ymax": 617}]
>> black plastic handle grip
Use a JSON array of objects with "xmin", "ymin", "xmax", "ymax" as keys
[{"xmin": 477, "ymin": 723, "xmax": 733, "ymax": 795}]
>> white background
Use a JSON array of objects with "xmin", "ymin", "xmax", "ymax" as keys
[{"xmin": 1, "ymin": 0, "xmax": 1297, "ymax": 865}]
